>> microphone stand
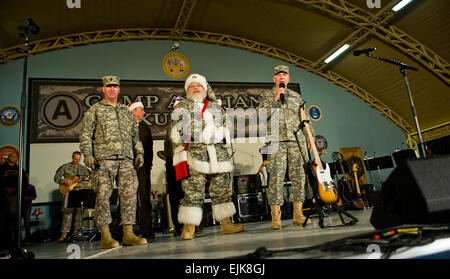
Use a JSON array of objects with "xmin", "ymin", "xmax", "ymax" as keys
[
  {"xmin": 13, "ymin": 17, "xmax": 39, "ymax": 257},
  {"xmin": 374, "ymin": 152, "xmax": 383, "ymax": 188},
  {"xmin": 363, "ymin": 52, "xmax": 426, "ymax": 158},
  {"xmin": 364, "ymin": 151, "xmax": 374, "ymax": 186}
]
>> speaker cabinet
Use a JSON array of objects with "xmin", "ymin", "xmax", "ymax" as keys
[{"xmin": 370, "ymin": 155, "xmax": 450, "ymax": 229}]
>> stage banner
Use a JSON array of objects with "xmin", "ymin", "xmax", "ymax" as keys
[{"xmin": 29, "ymin": 78, "xmax": 300, "ymax": 142}]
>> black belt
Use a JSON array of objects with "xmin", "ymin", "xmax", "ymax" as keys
[{"xmin": 101, "ymin": 155, "xmax": 129, "ymax": 160}]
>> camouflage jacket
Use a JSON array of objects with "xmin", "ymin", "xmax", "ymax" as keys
[
  {"xmin": 54, "ymin": 162, "xmax": 91, "ymax": 185},
  {"xmin": 79, "ymin": 100, "xmax": 144, "ymax": 160},
  {"xmin": 258, "ymin": 87, "xmax": 314, "ymax": 152},
  {"xmin": 170, "ymin": 98, "xmax": 233, "ymax": 174}
]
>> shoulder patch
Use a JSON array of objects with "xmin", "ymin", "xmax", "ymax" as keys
[{"xmin": 174, "ymin": 96, "xmax": 185, "ymax": 107}]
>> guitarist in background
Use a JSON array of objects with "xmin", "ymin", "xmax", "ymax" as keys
[
  {"xmin": 258, "ymin": 65, "xmax": 314, "ymax": 230},
  {"xmin": 54, "ymin": 151, "xmax": 91, "ymax": 243}
]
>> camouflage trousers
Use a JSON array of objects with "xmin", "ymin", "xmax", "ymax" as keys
[
  {"xmin": 93, "ymin": 158, "xmax": 138, "ymax": 228},
  {"xmin": 266, "ymin": 141, "xmax": 306, "ymax": 205},
  {"xmin": 61, "ymin": 206, "xmax": 82, "ymax": 233},
  {"xmin": 181, "ymin": 167, "xmax": 232, "ymax": 207}
]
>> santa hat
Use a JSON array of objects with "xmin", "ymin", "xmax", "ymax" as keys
[
  {"xmin": 127, "ymin": 101, "xmax": 144, "ymax": 111},
  {"xmin": 184, "ymin": 74, "xmax": 208, "ymax": 93}
]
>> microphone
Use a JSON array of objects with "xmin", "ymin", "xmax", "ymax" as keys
[
  {"xmin": 279, "ymin": 83, "xmax": 285, "ymax": 104},
  {"xmin": 353, "ymin": 47, "xmax": 376, "ymax": 56},
  {"xmin": 26, "ymin": 17, "xmax": 40, "ymax": 35}
]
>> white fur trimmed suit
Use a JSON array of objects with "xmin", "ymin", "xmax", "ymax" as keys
[{"xmin": 170, "ymin": 97, "xmax": 237, "ymax": 225}]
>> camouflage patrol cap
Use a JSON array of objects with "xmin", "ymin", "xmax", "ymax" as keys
[
  {"xmin": 273, "ymin": 65, "xmax": 290, "ymax": 75},
  {"xmin": 102, "ymin": 75, "xmax": 120, "ymax": 86}
]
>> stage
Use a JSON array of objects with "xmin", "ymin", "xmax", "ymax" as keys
[
  {"xmin": 7, "ymin": 206, "xmax": 450, "ymax": 262},
  {"xmin": 19, "ymin": 209, "xmax": 376, "ymax": 259}
]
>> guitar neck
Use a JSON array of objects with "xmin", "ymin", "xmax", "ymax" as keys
[
  {"xmin": 300, "ymin": 106, "xmax": 323, "ymax": 171},
  {"xmin": 353, "ymin": 171, "xmax": 361, "ymax": 194}
]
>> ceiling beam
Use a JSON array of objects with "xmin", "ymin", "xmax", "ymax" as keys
[
  {"xmin": 0, "ymin": 27, "xmax": 415, "ymax": 136},
  {"xmin": 409, "ymin": 122, "xmax": 450, "ymax": 143},
  {"xmin": 308, "ymin": 28, "xmax": 370, "ymax": 73},
  {"xmin": 316, "ymin": 69, "xmax": 413, "ymax": 134},
  {"xmin": 296, "ymin": 0, "xmax": 450, "ymax": 85},
  {"xmin": 171, "ymin": 0, "xmax": 197, "ymax": 37}
]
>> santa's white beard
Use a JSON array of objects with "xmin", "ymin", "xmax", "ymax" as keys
[{"xmin": 187, "ymin": 91, "xmax": 207, "ymax": 102}]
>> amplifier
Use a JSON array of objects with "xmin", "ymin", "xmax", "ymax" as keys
[
  {"xmin": 237, "ymin": 192, "xmax": 268, "ymax": 219},
  {"xmin": 234, "ymin": 175, "xmax": 262, "ymax": 194}
]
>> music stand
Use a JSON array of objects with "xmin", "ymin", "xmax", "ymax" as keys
[
  {"xmin": 68, "ymin": 190, "xmax": 99, "ymax": 242},
  {"xmin": 392, "ymin": 149, "xmax": 417, "ymax": 166},
  {"xmin": 328, "ymin": 161, "xmax": 351, "ymax": 175},
  {"xmin": 364, "ymin": 156, "xmax": 394, "ymax": 171},
  {"xmin": 364, "ymin": 156, "xmax": 394, "ymax": 188}
]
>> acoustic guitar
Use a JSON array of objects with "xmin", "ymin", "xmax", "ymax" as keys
[
  {"xmin": 300, "ymin": 105, "xmax": 339, "ymax": 204},
  {"xmin": 351, "ymin": 164, "xmax": 365, "ymax": 209},
  {"xmin": 59, "ymin": 176, "xmax": 81, "ymax": 195}
]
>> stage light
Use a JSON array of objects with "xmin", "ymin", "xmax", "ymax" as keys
[
  {"xmin": 324, "ymin": 44, "xmax": 350, "ymax": 64},
  {"xmin": 392, "ymin": 0, "xmax": 413, "ymax": 12}
]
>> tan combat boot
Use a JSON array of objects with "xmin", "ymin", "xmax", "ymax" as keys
[
  {"xmin": 220, "ymin": 217, "xmax": 244, "ymax": 234},
  {"xmin": 270, "ymin": 205, "xmax": 282, "ymax": 230},
  {"xmin": 180, "ymin": 224, "xmax": 196, "ymax": 240},
  {"xmin": 99, "ymin": 226, "xmax": 120, "ymax": 249},
  {"xmin": 57, "ymin": 232, "xmax": 67, "ymax": 243},
  {"xmin": 122, "ymin": 224, "xmax": 147, "ymax": 246},
  {"xmin": 293, "ymin": 202, "xmax": 311, "ymax": 226}
]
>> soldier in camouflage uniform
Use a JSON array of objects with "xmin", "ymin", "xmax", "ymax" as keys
[
  {"xmin": 79, "ymin": 75, "xmax": 147, "ymax": 249},
  {"xmin": 54, "ymin": 151, "xmax": 91, "ymax": 243},
  {"xmin": 258, "ymin": 65, "xmax": 314, "ymax": 229},
  {"xmin": 170, "ymin": 73, "xmax": 244, "ymax": 240}
]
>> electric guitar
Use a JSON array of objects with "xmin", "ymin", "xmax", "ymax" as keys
[
  {"xmin": 59, "ymin": 176, "xmax": 81, "ymax": 195},
  {"xmin": 352, "ymin": 164, "xmax": 365, "ymax": 209},
  {"xmin": 332, "ymin": 152, "xmax": 356, "ymax": 205},
  {"xmin": 300, "ymin": 105, "xmax": 339, "ymax": 204}
]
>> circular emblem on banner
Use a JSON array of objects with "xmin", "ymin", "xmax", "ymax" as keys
[
  {"xmin": 0, "ymin": 106, "xmax": 21, "ymax": 127},
  {"xmin": 41, "ymin": 93, "xmax": 82, "ymax": 129},
  {"xmin": 315, "ymin": 135, "xmax": 328, "ymax": 154},
  {"xmin": 0, "ymin": 145, "xmax": 19, "ymax": 164},
  {"xmin": 162, "ymin": 52, "xmax": 190, "ymax": 78},
  {"xmin": 308, "ymin": 105, "xmax": 322, "ymax": 121}
]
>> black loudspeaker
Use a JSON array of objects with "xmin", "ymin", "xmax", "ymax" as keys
[{"xmin": 370, "ymin": 155, "xmax": 450, "ymax": 229}]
